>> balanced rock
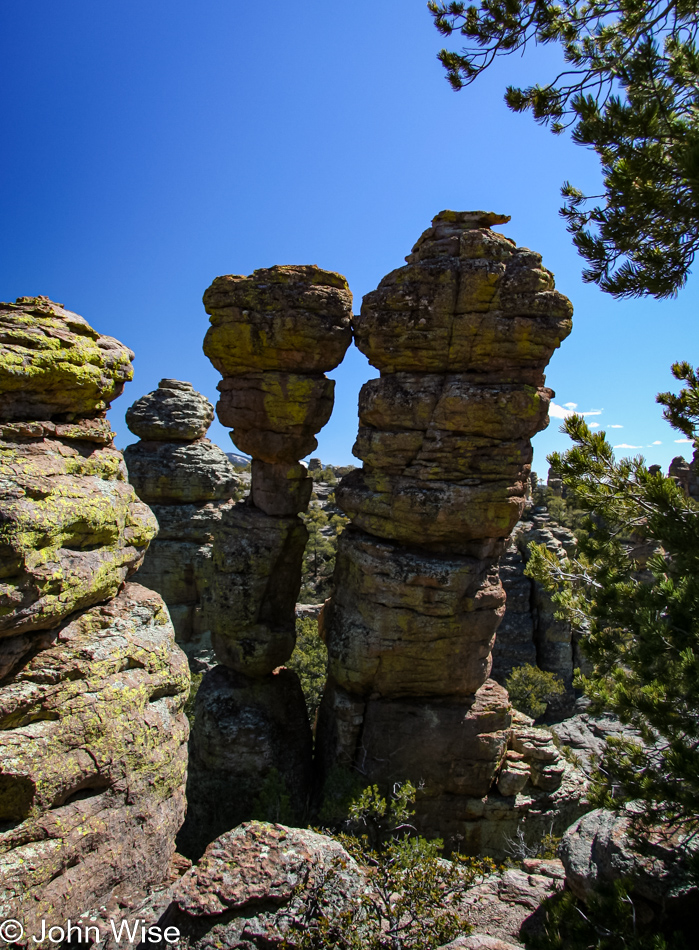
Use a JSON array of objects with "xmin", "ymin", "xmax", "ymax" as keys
[
  {"xmin": 124, "ymin": 380, "xmax": 240, "ymax": 670},
  {"xmin": 180, "ymin": 267, "xmax": 352, "ymax": 858},
  {"xmin": 125, "ymin": 378, "xmax": 215, "ymax": 441},
  {"xmin": 317, "ymin": 212, "xmax": 577, "ymax": 853},
  {"xmin": 203, "ymin": 264, "xmax": 352, "ymax": 484}
]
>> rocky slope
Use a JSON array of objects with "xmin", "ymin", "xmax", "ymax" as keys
[{"xmin": 0, "ymin": 296, "xmax": 190, "ymax": 933}]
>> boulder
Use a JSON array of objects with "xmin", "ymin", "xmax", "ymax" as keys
[
  {"xmin": 178, "ymin": 669, "xmax": 313, "ymax": 861},
  {"xmin": 560, "ymin": 808, "xmax": 699, "ymax": 911},
  {"xmin": 125, "ymin": 379, "xmax": 214, "ymax": 441},
  {"xmin": 0, "ymin": 583, "xmax": 189, "ymax": 934},
  {"xmin": 0, "ymin": 296, "xmax": 134, "ymax": 420},
  {"xmin": 156, "ymin": 823, "xmax": 365, "ymax": 949}
]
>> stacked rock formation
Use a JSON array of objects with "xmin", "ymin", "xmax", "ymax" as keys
[
  {"xmin": 124, "ymin": 379, "xmax": 240, "ymax": 671},
  {"xmin": 316, "ymin": 211, "xmax": 576, "ymax": 850},
  {"xmin": 179, "ymin": 266, "xmax": 353, "ymax": 858},
  {"xmin": 0, "ymin": 297, "xmax": 189, "ymax": 929}
]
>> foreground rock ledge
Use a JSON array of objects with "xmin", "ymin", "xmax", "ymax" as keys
[{"xmin": 0, "ymin": 583, "xmax": 190, "ymax": 935}]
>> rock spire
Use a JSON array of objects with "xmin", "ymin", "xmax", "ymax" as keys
[
  {"xmin": 0, "ymin": 297, "xmax": 189, "ymax": 929},
  {"xmin": 124, "ymin": 378, "xmax": 240, "ymax": 670},
  {"xmin": 180, "ymin": 265, "xmax": 353, "ymax": 857},
  {"xmin": 315, "ymin": 212, "xmax": 579, "ymax": 850}
]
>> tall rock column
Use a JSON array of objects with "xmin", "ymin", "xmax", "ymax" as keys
[
  {"xmin": 124, "ymin": 379, "xmax": 240, "ymax": 671},
  {"xmin": 179, "ymin": 266, "xmax": 353, "ymax": 858},
  {"xmin": 316, "ymin": 212, "xmax": 575, "ymax": 849},
  {"xmin": 0, "ymin": 297, "xmax": 190, "ymax": 929}
]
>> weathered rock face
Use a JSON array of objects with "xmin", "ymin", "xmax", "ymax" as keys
[
  {"xmin": 0, "ymin": 436, "xmax": 157, "ymax": 636},
  {"xmin": 177, "ymin": 668, "xmax": 313, "ymax": 860},
  {"xmin": 491, "ymin": 514, "xmax": 579, "ymax": 716},
  {"xmin": 124, "ymin": 379, "xmax": 240, "ymax": 670},
  {"xmin": 560, "ymin": 808, "xmax": 699, "ymax": 924},
  {"xmin": 181, "ymin": 265, "xmax": 352, "ymax": 857},
  {"xmin": 317, "ymin": 212, "xmax": 578, "ymax": 853},
  {"xmin": 0, "ymin": 300, "xmax": 189, "ymax": 928},
  {"xmin": 0, "ymin": 584, "xmax": 189, "ymax": 933}
]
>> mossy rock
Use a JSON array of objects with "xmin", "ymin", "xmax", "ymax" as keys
[{"xmin": 0, "ymin": 297, "xmax": 134, "ymax": 421}]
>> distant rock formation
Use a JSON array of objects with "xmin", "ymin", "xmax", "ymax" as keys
[
  {"xmin": 492, "ymin": 513, "xmax": 580, "ymax": 717},
  {"xmin": 315, "ymin": 211, "xmax": 582, "ymax": 852},
  {"xmin": 180, "ymin": 266, "xmax": 353, "ymax": 858},
  {"xmin": 124, "ymin": 379, "xmax": 240, "ymax": 670},
  {"xmin": 0, "ymin": 297, "xmax": 189, "ymax": 930}
]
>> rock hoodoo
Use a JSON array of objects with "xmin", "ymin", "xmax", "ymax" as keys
[
  {"xmin": 124, "ymin": 379, "xmax": 240, "ymax": 670},
  {"xmin": 0, "ymin": 297, "xmax": 189, "ymax": 930},
  {"xmin": 315, "ymin": 212, "xmax": 580, "ymax": 852},
  {"xmin": 180, "ymin": 266, "xmax": 353, "ymax": 857}
]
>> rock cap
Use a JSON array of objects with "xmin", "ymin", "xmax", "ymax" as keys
[
  {"xmin": 0, "ymin": 296, "xmax": 134, "ymax": 421},
  {"xmin": 203, "ymin": 265, "xmax": 353, "ymax": 375},
  {"xmin": 125, "ymin": 379, "xmax": 215, "ymax": 441}
]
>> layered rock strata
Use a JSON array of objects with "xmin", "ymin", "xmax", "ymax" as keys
[
  {"xmin": 180, "ymin": 266, "xmax": 352, "ymax": 858},
  {"xmin": 491, "ymin": 514, "xmax": 580, "ymax": 716},
  {"xmin": 0, "ymin": 297, "xmax": 189, "ymax": 930},
  {"xmin": 124, "ymin": 379, "xmax": 240, "ymax": 670},
  {"xmin": 316, "ymin": 212, "xmax": 578, "ymax": 852}
]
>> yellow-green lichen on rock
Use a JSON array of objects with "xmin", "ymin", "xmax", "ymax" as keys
[
  {"xmin": 0, "ymin": 297, "xmax": 134, "ymax": 421},
  {"xmin": 0, "ymin": 438, "xmax": 157, "ymax": 635},
  {"xmin": 0, "ymin": 583, "xmax": 190, "ymax": 936}
]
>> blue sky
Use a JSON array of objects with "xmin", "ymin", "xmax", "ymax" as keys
[{"xmin": 2, "ymin": 1, "xmax": 697, "ymax": 477}]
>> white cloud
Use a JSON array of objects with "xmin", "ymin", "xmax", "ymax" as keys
[
  {"xmin": 650, "ymin": 441, "xmax": 662, "ymax": 445},
  {"xmin": 589, "ymin": 422, "xmax": 600, "ymax": 428},
  {"xmin": 614, "ymin": 443, "xmax": 643, "ymax": 449},
  {"xmin": 608, "ymin": 424, "xmax": 623, "ymax": 429},
  {"xmin": 549, "ymin": 403, "xmax": 604, "ymax": 419},
  {"xmin": 674, "ymin": 438, "xmax": 693, "ymax": 444}
]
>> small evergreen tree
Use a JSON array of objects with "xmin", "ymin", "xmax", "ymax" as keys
[
  {"xmin": 505, "ymin": 663, "xmax": 565, "ymax": 720},
  {"xmin": 526, "ymin": 364, "xmax": 699, "ymax": 842}
]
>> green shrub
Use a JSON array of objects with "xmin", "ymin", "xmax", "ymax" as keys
[
  {"xmin": 288, "ymin": 617, "xmax": 328, "ymax": 720},
  {"xmin": 283, "ymin": 782, "xmax": 495, "ymax": 950},
  {"xmin": 505, "ymin": 663, "xmax": 565, "ymax": 719}
]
